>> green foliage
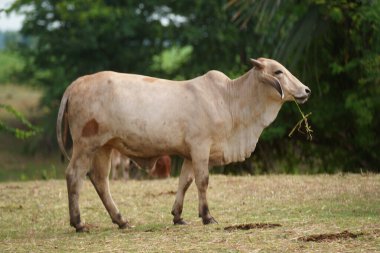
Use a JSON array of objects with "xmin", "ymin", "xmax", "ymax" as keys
[
  {"xmin": 0, "ymin": 50, "xmax": 24, "ymax": 83},
  {"xmin": 6, "ymin": 0, "xmax": 380, "ymax": 173},
  {"xmin": 152, "ymin": 45, "xmax": 193, "ymax": 79},
  {"xmin": 228, "ymin": 0, "xmax": 380, "ymax": 172},
  {"xmin": 0, "ymin": 104, "xmax": 42, "ymax": 139}
]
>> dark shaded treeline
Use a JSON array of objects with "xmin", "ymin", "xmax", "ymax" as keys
[{"xmin": 6, "ymin": 0, "xmax": 380, "ymax": 173}]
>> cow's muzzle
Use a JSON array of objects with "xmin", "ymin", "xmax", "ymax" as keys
[{"xmin": 294, "ymin": 87, "xmax": 311, "ymax": 104}]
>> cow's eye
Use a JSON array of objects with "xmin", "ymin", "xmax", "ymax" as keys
[{"xmin": 274, "ymin": 70, "xmax": 283, "ymax": 75}]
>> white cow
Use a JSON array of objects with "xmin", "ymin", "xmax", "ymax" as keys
[{"xmin": 56, "ymin": 58, "xmax": 310, "ymax": 232}]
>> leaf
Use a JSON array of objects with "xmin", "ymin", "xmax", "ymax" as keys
[{"xmin": 0, "ymin": 104, "xmax": 42, "ymax": 139}]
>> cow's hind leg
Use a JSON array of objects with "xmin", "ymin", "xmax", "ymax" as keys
[
  {"xmin": 66, "ymin": 149, "xmax": 93, "ymax": 232},
  {"xmin": 88, "ymin": 147, "xmax": 129, "ymax": 229},
  {"xmin": 171, "ymin": 159, "xmax": 194, "ymax": 225}
]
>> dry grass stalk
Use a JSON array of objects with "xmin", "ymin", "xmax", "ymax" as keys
[{"xmin": 288, "ymin": 99, "xmax": 313, "ymax": 140}]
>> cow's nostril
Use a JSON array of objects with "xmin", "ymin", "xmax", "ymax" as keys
[{"xmin": 305, "ymin": 88, "xmax": 311, "ymax": 95}]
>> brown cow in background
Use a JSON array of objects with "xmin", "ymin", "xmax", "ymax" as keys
[
  {"xmin": 150, "ymin": 155, "xmax": 171, "ymax": 178},
  {"xmin": 111, "ymin": 150, "xmax": 171, "ymax": 180}
]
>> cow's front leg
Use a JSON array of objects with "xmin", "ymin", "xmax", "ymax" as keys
[
  {"xmin": 171, "ymin": 159, "xmax": 194, "ymax": 225},
  {"xmin": 191, "ymin": 146, "xmax": 217, "ymax": 225}
]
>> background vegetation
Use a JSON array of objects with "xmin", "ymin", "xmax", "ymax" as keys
[{"xmin": 1, "ymin": 0, "xmax": 379, "ymax": 180}]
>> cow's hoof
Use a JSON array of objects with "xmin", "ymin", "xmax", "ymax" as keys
[
  {"xmin": 173, "ymin": 218, "xmax": 188, "ymax": 225},
  {"xmin": 75, "ymin": 224, "xmax": 90, "ymax": 233},
  {"xmin": 118, "ymin": 221, "xmax": 131, "ymax": 229},
  {"xmin": 202, "ymin": 217, "xmax": 218, "ymax": 225}
]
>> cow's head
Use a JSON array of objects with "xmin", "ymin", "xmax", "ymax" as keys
[{"xmin": 251, "ymin": 58, "xmax": 311, "ymax": 104}]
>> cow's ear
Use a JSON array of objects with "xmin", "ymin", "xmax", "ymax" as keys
[
  {"xmin": 250, "ymin": 58, "xmax": 264, "ymax": 70},
  {"xmin": 266, "ymin": 76, "xmax": 284, "ymax": 99}
]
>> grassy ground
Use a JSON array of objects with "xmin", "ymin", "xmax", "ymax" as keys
[{"xmin": 0, "ymin": 174, "xmax": 379, "ymax": 252}]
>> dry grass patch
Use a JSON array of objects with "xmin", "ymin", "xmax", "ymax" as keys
[{"xmin": 0, "ymin": 174, "xmax": 379, "ymax": 252}]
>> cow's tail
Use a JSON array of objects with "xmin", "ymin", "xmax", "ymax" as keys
[{"xmin": 56, "ymin": 88, "xmax": 71, "ymax": 161}]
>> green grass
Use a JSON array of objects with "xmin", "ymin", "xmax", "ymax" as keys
[
  {"xmin": 0, "ymin": 174, "xmax": 379, "ymax": 252},
  {"xmin": 0, "ymin": 128, "xmax": 65, "ymax": 181}
]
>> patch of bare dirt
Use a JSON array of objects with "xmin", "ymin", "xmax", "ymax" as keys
[
  {"xmin": 298, "ymin": 230, "xmax": 364, "ymax": 242},
  {"xmin": 145, "ymin": 190, "xmax": 177, "ymax": 197},
  {"xmin": 0, "ymin": 204, "xmax": 23, "ymax": 211},
  {"xmin": 4, "ymin": 185, "xmax": 22, "ymax": 189},
  {"xmin": 224, "ymin": 223, "xmax": 282, "ymax": 231}
]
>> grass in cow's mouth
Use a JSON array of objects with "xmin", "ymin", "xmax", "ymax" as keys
[{"xmin": 288, "ymin": 99, "xmax": 313, "ymax": 140}]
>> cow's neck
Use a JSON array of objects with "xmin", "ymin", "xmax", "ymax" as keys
[{"xmin": 222, "ymin": 69, "xmax": 282, "ymax": 163}]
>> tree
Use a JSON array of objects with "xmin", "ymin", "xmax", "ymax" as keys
[
  {"xmin": 227, "ymin": 0, "xmax": 380, "ymax": 171},
  {"xmin": 7, "ymin": 0, "xmax": 380, "ymax": 172}
]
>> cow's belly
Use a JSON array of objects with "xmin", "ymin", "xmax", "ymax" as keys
[{"xmin": 103, "ymin": 121, "xmax": 187, "ymax": 158}]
